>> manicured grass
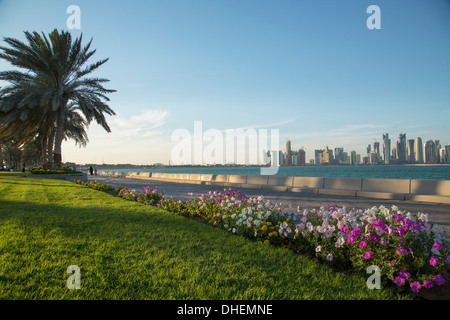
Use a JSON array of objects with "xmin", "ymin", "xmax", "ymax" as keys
[{"xmin": 0, "ymin": 176, "xmax": 407, "ymax": 300}]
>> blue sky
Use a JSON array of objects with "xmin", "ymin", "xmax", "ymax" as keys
[{"xmin": 0, "ymin": 0, "xmax": 449, "ymax": 165}]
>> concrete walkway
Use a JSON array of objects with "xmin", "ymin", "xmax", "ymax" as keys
[{"xmin": 89, "ymin": 175, "xmax": 450, "ymax": 238}]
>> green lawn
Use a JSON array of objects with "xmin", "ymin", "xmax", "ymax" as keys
[{"xmin": 0, "ymin": 176, "xmax": 407, "ymax": 300}]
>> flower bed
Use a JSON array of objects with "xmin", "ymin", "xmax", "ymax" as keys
[
  {"xmin": 74, "ymin": 180, "xmax": 115, "ymax": 192},
  {"xmin": 107, "ymin": 185, "xmax": 449, "ymax": 296}
]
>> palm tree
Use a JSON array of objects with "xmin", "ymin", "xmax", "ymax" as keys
[{"xmin": 0, "ymin": 29, "xmax": 115, "ymax": 168}]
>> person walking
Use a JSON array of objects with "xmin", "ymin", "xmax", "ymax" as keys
[{"xmin": 89, "ymin": 166, "xmax": 94, "ymax": 175}]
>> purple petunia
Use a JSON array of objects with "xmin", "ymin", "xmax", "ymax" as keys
[
  {"xmin": 399, "ymin": 271, "xmax": 411, "ymax": 280},
  {"xmin": 369, "ymin": 233, "xmax": 379, "ymax": 242},
  {"xmin": 374, "ymin": 218, "xmax": 385, "ymax": 229},
  {"xmin": 359, "ymin": 240, "xmax": 367, "ymax": 248},
  {"xmin": 423, "ymin": 280, "xmax": 434, "ymax": 289},
  {"xmin": 364, "ymin": 251, "xmax": 372, "ymax": 259},
  {"xmin": 397, "ymin": 226, "xmax": 409, "ymax": 236},
  {"xmin": 432, "ymin": 241, "xmax": 443, "ymax": 251},
  {"xmin": 410, "ymin": 281, "xmax": 422, "ymax": 293},
  {"xmin": 396, "ymin": 247, "xmax": 408, "ymax": 256},
  {"xmin": 434, "ymin": 275, "xmax": 446, "ymax": 286},
  {"xmin": 430, "ymin": 256, "xmax": 439, "ymax": 267},
  {"xmin": 394, "ymin": 276, "xmax": 405, "ymax": 286}
]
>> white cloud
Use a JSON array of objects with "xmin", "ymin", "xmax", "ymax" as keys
[{"xmin": 62, "ymin": 109, "xmax": 171, "ymax": 164}]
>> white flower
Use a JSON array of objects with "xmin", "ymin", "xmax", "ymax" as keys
[
  {"xmin": 315, "ymin": 245, "xmax": 322, "ymax": 253},
  {"xmin": 326, "ymin": 253, "xmax": 333, "ymax": 261},
  {"xmin": 335, "ymin": 237, "xmax": 345, "ymax": 248}
]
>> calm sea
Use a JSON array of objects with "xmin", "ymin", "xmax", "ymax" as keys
[{"xmin": 102, "ymin": 165, "xmax": 450, "ymax": 180}]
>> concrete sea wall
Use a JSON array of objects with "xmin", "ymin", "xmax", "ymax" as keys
[{"xmin": 97, "ymin": 171, "xmax": 450, "ymax": 204}]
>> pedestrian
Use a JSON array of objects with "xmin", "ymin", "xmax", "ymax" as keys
[
  {"xmin": 89, "ymin": 166, "xmax": 94, "ymax": 175},
  {"xmin": 94, "ymin": 166, "xmax": 98, "ymax": 175}
]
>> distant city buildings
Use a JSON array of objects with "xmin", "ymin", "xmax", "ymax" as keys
[{"xmin": 277, "ymin": 132, "xmax": 449, "ymax": 166}]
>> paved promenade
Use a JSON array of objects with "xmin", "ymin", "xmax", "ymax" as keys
[{"xmin": 89, "ymin": 175, "xmax": 450, "ymax": 238}]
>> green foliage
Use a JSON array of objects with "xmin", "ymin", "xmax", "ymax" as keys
[{"xmin": 30, "ymin": 166, "xmax": 81, "ymax": 175}]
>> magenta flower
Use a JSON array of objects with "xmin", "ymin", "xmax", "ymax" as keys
[
  {"xmin": 399, "ymin": 271, "xmax": 411, "ymax": 280},
  {"xmin": 359, "ymin": 240, "xmax": 367, "ymax": 248},
  {"xmin": 380, "ymin": 237, "xmax": 387, "ymax": 245},
  {"xmin": 432, "ymin": 241, "xmax": 443, "ymax": 251},
  {"xmin": 396, "ymin": 247, "xmax": 408, "ymax": 256},
  {"xmin": 364, "ymin": 251, "xmax": 372, "ymax": 259},
  {"xmin": 434, "ymin": 274, "xmax": 446, "ymax": 286},
  {"xmin": 374, "ymin": 219, "xmax": 385, "ymax": 229},
  {"xmin": 430, "ymin": 256, "xmax": 439, "ymax": 267},
  {"xmin": 397, "ymin": 226, "xmax": 408, "ymax": 236},
  {"xmin": 423, "ymin": 280, "xmax": 434, "ymax": 289},
  {"xmin": 410, "ymin": 281, "xmax": 422, "ymax": 293},
  {"xmin": 369, "ymin": 233, "xmax": 379, "ymax": 242},
  {"xmin": 394, "ymin": 276, "xmax": 405, "ymax": 286},
  {"xmin": 409, "ymin": 248, "xmax": 415, "ymax": 258}
]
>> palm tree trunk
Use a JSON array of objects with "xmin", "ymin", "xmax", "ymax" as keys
[
  {"xmin": 52, "ymin": 113, "xmax": 63, "ymax": 170},
  {"xmin": 47, "ymin": 128, "xmax": 55, "ymax": 164},
  {"xmin": 40, "ymin": 137, "xmax": 47, "ymax": 164},
  {"xmin": 0, "ymin": 141, "xmax": 3, "ymax": 168}
]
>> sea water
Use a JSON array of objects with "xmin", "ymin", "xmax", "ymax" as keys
[{"xmin": 102, "ymin": 165, "xmax": 450, "ymax": 180}]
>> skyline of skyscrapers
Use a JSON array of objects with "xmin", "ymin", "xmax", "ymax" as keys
[{"xmin": 278, "ymin": 133, "xmax": 450, "ymax": 166}]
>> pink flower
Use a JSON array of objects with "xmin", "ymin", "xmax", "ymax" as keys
[
  {"xmin": 399, "ymin": 271, "xmax": 411, "ymax": 280},
  {"xmin": 364, "ymin": 251, "xmax": 372, "ymax": 259},
  {"xmin": 396, "ymin": 247, "xmax": 408, "ymax": 256},
  {"xmin": 430, "ymin": 256, "xmax": 439, "ymax": 267},
  {"xmin": 432, "ymin": 241, "xmax": 443, "ymax": 251},
  {"xmin": 359, "ymin": 240, "xmax": 367, "ymax": 248},
  {"xmin": 423, "ymin": 280, "xmax": 434, "ymax": 289},
  {"xmin": 410, "ymin": 281, "xmax": 422, "ymax": 293},
  {"xmin": 394, "ymin": 276, "xmax": 405, "ymax": 286}
]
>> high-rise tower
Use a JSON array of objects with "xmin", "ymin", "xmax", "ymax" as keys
[
  {"xmin": 398, "ymin": 133, "xmax": 407, "ymax": 163},
  {"xmin": 407, "ymin": 139, "xmax": 415, "ymax": 164},
  {"xmin": 415, "ymin": 137, "xmax": 424, "ymax": 164},
  {"xmin": 286, "ymin": 140, "xmax": 292, "ymax": 165},
  {"xmin": 382, "ymin": 133, "xmax": 391, "ymax": 165}
]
